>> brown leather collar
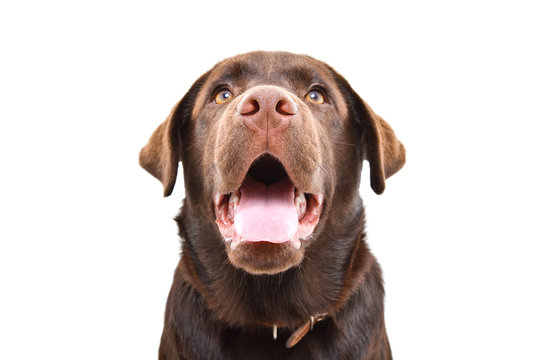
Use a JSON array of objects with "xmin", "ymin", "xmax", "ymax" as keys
[{"xmin": 272, "ymin": 313, "xmax": 328, "ymax": 348}]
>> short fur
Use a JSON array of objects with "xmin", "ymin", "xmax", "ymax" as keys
[{"xmin": 139, "ymin": 51, "xmax": 405, "ymax": 360}]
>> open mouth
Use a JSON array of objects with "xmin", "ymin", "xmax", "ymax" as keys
[{"xmin": 214, "ymin": 154, "xmax": 324, "ymax": 250}]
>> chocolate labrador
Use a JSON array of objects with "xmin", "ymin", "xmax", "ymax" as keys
[{"xmin": 139, "ymin": 51, "xmax": 405, "ymax": 360}]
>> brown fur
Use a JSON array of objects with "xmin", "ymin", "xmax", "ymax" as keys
[{"xmin": 139, "ymin": 51, "xmax": 405, "ymax": 359}]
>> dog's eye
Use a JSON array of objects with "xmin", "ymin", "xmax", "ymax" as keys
[
  {"xmin": 215, "ymin": 89, "xmax": 233, "ymax": 104},
  {"xmin": 305, "ymin": 90, "xmax": 325, "ymax": 104}
]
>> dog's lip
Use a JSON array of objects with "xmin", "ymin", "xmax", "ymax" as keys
[{"xmin": 213, "ymin": 177, "xmax": 324, "ymax": 249}]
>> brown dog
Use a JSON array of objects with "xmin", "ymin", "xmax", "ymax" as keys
[{"xmin": 140, "ymin": 51, "xmax": 405, "ymax": 360}]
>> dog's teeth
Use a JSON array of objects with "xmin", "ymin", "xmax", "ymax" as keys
[
  {"xmin": 294, "ymin": 190, "xmax": 305, "ymax": 206},
  {"xmin": 229, "ymin": 230, "xmax": 242, "ymax": 250},
  {"xmin": 294, "ymin": 190, "xmax": 306, "ymax": 218},
  {"xmin": 231, "ymin": 236, "xmax": 241, "ymax": 250},
  {"xmin": 230, "ymin": 190, "xmax": 240, "ymax": 204},
  {"xmin": 228, "ymin": 190, "xmax": 240, "ymax": 219}
]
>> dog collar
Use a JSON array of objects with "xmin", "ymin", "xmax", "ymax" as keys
[{"xmin": 273, "ymin": 313, "xmax": 328, "ymax": 348}]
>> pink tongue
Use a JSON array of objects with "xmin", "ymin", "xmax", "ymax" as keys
[{"xmin": 234, "ymin": 177, "xmax": 298, "ymax": 243}]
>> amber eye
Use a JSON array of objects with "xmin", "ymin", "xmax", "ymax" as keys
[
  {"xmin": 215, "ymin": 89, "xmax": 233, "ymax": 104},
  {"xmin": 305, "ymin": 89, "xmax": 325, "ymax": 104}
]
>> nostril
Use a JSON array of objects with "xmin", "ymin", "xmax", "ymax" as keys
[
  {"xmin": 237, "ymin": 98, "xmax": 260, "ymax": 116},
  {"xmin": 276, "ymin": 98, "xmax": 298, "ymax": 116}
]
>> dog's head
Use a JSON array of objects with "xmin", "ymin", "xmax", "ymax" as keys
[{"xmin": 140, "ymin": 51, "xmax": 405, "ymax": 275}]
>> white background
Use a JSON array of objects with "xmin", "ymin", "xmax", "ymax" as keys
[{"xmin": 1, "ymin": 0, "xmax": 540, "ymax": 359}]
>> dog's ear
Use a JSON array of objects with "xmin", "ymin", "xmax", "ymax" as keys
[
  {"xmin": 139, "ymin": 100, "xmax": 183, "ymax": 197},
  {"xmin": 358, "ymin": 99, "xmax": 406, "ymax": 194},
  {"xmin": 335, "ymin": 73, "xmax": 405, "ymax": 194},
  {"xmin": 139, "ymin": 73, "xmax": 208, "ymax": 196}
]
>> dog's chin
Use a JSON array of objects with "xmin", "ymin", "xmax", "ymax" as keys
[{"xmin": 226, "ymin": 241, "xmax": 305, "ymax": 275}]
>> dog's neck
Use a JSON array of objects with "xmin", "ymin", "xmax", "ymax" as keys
[{"xmin": 175, "ymin": 197, "xmax": 376, "ymax": 330}]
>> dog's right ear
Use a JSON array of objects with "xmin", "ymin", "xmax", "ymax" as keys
[
  {"xmin": 139, "ymin": 73, "xmax": 208, "ymax": 197},
  {"xmin": 139, "ymin": 100, "xmax": 183, "ymax": 197}
]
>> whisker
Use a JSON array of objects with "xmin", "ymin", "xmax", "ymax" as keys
[
  {"xmin": 184, "ymin": 140, "xmax": 201, "ymax": 152},
  {"xmin": 334, "ymin": 141, "xmax": 356, "ymax": 147},
  {"xmin": 306, "ymin": 150, "xmax": 331, "ymax": 178}
]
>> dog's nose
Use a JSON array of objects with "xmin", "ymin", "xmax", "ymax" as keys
[{"xmin": 236, "ymin": 86, "xmax": 297, "ymax": 132}]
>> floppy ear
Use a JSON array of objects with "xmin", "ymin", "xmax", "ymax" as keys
[
  {"xmin": 331, "ymin": 69, "xmax": 405, "ymax": 194},
  {"xmin": 331, "ymin": 69, "xmax": 406, "ymax": 195},
  {"xmin": 139, "ymin": 73, "xmax": 208, "ymax": 196},
  {"xmin": 358, "ymin": 99, "xmax": 406, "ymax": 194},
  {"xmin": 139, "ymin": 100, "xmax": 183, "ymax": 197}
]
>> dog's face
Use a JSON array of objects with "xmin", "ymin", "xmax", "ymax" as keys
[{"xmin": 140, "ymin": 51, "xmax": 405, "ymax": 275}]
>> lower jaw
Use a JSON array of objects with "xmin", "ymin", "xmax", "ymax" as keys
[
  {"xmin": 226, "ymin": 241, "xmax": 305, "ymax": 275},
  {"xmin": 228, "ymin": 231, "xmax": 301, "ymax": 250}
]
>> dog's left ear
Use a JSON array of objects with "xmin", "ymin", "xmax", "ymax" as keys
[
  {"xmin": 139, "ymin": 73, "xmax": 208, "ymax": 196},
  {"xmin": 337, "ymin": 73, "xmax": 405, "ymax": 194},
  {"xmin": 358, "ymin": 99, "xmax": 406, "ymax": 194}
]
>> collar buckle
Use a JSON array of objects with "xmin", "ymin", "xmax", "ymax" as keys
[{"xmin": 271, "ymin": 313, "xmax": 327, "ymax": 348}]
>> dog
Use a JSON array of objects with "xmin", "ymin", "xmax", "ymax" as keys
[{"xmin": 139, "ymin": 51, "xmax": 405, "ymax": 360}]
